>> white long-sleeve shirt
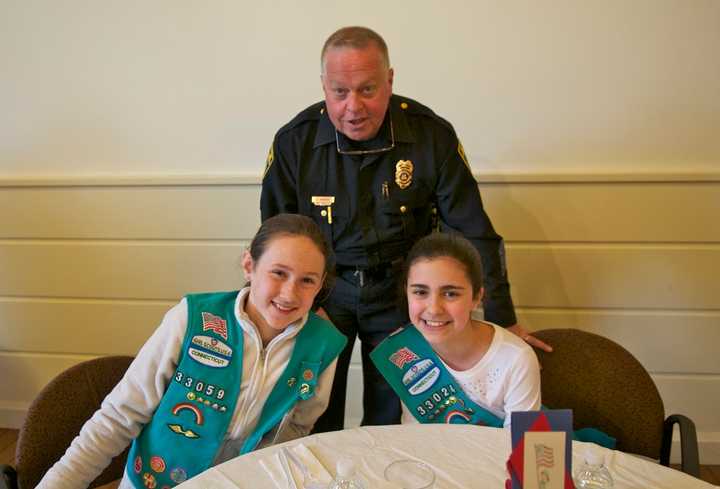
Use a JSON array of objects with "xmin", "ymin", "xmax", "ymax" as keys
[
  {"xmin": 37, "ymin": 288, "xmax": 337, "ymax": 489},
  {"xmin": 401, "ymin": 323, "xmax": 541, "ymax": 428}
]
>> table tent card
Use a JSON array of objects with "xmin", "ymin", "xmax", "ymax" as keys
[{"xmin": 507, "ymin": 410, "xmax": 575, "ymax": 489}]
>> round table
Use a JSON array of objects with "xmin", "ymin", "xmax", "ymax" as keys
[{"xmin": 176, "ymin": 424, "xmax": 715, "ymax": 488}]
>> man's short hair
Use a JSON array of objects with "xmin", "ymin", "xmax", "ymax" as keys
[{"xmin": 321, "ymin": 26, "xmax": 390, "ymax": 73}]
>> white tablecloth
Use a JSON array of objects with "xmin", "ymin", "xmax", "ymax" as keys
[{"xmin": 176, "ymin": 424, "xmax": 716, "ymax": 488}]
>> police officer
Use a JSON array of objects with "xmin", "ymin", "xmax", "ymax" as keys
[{"xmin": 261, "ymin": 26, "xmax": 551, "ymax": 432}]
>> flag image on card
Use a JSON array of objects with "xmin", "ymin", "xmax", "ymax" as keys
[
  {"xmin": 523, "ymin": 432, "xmax": 565, "ymax": 489},
  {"xmin": 535, "ymin": 443, "xmax": 554, "ymax": 469},
  {"xmin": 535, "ymin": 443, "xmax": 555, "ymax": 489}
]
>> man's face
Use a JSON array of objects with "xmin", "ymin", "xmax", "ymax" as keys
[{"xmin": 321, "ymin": 45, "xmax": 393, "ymax": 141}]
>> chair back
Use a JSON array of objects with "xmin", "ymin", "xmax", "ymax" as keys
[
  {"xmin": 532, "ymin": 329, "xmax": 665, "ymax": 459},
  {"xmin": 14, "ymin": 355, "xmax": 133, "ymax": 489}
]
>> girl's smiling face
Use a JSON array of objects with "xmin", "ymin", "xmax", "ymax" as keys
[
  {"xmin": 406, "ymin": 256, "xmax": 482, "ymax": 346},
  {"xmin": 243, "ymin": 234, "xmax": 325, "ymax": 343}
]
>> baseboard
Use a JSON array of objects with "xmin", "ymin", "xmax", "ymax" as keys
[{"xmin": 0, "ymin": 401, "xmax": 28, "ymax": 429}]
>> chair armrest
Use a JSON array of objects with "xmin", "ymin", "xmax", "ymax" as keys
[
  {"xmin": 661, "ymin": 414, "xmax": 700, "ymax": 478},
  {"xmin": 0, "ymin": 464, "xmax": 17, "ymax": 489}
]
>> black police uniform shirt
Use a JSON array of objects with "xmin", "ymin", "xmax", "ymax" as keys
[{"xmin": 261, "ymin": 94, "xmax": 517, "ymax": 327}]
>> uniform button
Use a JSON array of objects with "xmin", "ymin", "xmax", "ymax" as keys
[
  {"xmin": 400, "ymin": 205, "xmax": 407, "ymax": 213},
  {"xmin": 400, "ymin": 102, "xmax": 408, "ymax": 110},
  {"xmin": 321, "ymin": 210, "xmax": 327, "ymax": 217},
  {"xmin": 320, "ymin": 108, "xmax": 325, "ymax": 114}
]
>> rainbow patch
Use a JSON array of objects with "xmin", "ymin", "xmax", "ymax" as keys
[
  {"xmin": 445, "ymin": 409, "xmax": 472, "ymax": 424},
  {"xmin": 171, "ymin": 402, "xmax": 204, "ymax": 425}
]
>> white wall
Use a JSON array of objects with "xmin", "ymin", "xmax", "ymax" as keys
[{"xmin": 1, "ymin": 1, "xmax": 719, "ymax": 177}]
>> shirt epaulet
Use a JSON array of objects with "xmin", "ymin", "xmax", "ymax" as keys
[
  {"xmin": 275, "ymin": 101, "xmax": 325, "ymax": 138},
  {"xmin": 393, "ymin": 95, "xmax": 457, "ymax": 136}
]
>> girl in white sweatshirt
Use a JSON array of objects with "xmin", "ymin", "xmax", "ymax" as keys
[{"xmin": 38, "ymin": 214, "xmax": 346, "ymax": 489}]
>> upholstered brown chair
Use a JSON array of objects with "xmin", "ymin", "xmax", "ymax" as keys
[
  {"xmin": 533, "ymin": 328, "xmax": 699, "ymax": 477},
  {"xmin": 1, "ymin": 355, "xmax": 134, "ymax": 489}
]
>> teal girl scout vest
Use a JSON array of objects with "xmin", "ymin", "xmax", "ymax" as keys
[
  {"xmin": 371, "ymin": 325, "xmax": 616, "ymax": 448},
  {"xmin": 125, "ymin": 291, "xmax": 347, "ymax": 488}
]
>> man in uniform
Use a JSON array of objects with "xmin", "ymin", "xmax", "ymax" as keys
[{"xmin": 260, "ymin": 26, "xmax": 551, "ymax": 432}]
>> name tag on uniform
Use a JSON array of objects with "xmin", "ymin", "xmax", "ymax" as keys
[
  {"xmin": 311, "ymin": 196, "xmax": 335, "ymax": 224},
  {"xmin": 311, "ymin": 196, "xmax": 335, "ymax": 206}
]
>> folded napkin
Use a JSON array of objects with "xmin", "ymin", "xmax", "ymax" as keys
[{"xmin": 261, "ymin": 443, "xmax": 333, "ymax": 489}]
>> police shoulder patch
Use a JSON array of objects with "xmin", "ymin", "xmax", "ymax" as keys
[
  {"xmin": 263, "ymin": 143, "xmax": 274, "ymax": 177},
  {"xmin": 457, "ymin": 140, "xmax": 472, "ymax": 171}
]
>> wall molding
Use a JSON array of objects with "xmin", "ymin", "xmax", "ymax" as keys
[
  {"xmin": 1, "ymin": 168, "xmax": 720, "ymax": 187},
  {"xmin": 0, "ymin": 401, "xmax": 29, "ymax": 430}
]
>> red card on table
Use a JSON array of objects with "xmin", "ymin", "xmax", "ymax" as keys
[{"xmin": 507, "ymin": 410, "xmax": 575, "ymax": 489}]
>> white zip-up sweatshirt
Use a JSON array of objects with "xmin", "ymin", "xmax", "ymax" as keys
[{"xmin": 37, "ymin": 288, "xmax": 338, "ymax": 489}]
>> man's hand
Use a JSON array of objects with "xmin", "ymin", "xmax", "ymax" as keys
[{"xmin": 507, "ymin": 324, "xmax": 553, "ymax": 352}]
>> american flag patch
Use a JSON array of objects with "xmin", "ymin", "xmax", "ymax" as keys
[
  {"xmin": 201, "ymin": 312, "xmax": 228, "ymax": 340},
  {"xmin": 389, "ymin": 347, "xmax": 419, "ymax": 369}
]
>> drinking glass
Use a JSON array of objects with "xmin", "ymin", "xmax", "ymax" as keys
[{"xmin": 383, "ymin": 459, "xmax": 435, "ymax": 489}]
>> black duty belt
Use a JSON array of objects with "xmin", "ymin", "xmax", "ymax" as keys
[{"xmin": 335, "ymin": 258, "xmax": 404, "ymax": 287}]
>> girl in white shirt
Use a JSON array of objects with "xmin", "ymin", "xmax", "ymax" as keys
[
  {"xmin": 371, "ymin": 232, "xmax": 541, "ymax": 428},
  {"xmin": 38, "ymin": 214, "xmax": 346, "ymax": 489}
]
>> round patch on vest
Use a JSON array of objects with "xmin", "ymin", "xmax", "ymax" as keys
[
  {"xmin": 170, "ymin": 467, "xmax": 188, "ymax": 484},
  {"xmin": 134, "ymin": 455, "xmax": 143, "ymax": 474},
  {"xmin": 143, "ymin": 472, "xmax": 157, "ymax": 488},
  {"xmin": 150, "ymin": 456, "xmax": 166, "ymax": 473}
]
